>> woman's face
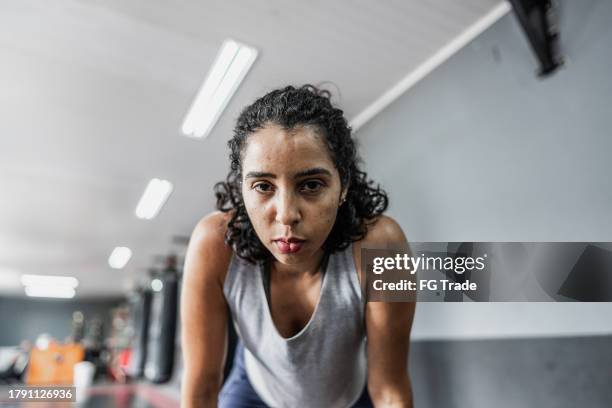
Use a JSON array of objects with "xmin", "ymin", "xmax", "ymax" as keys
[{"xmin": 241, "ymin": 124, "xmax": 345, "ymax": 265}]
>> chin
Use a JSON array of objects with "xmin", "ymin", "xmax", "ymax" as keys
[
  {"xmin": 269, "ymin": 246, "xmax": 318, "ymax": 265},
  {"xmin": 271, "ymin": 252, "xmax": 306, "ymax": 264}
]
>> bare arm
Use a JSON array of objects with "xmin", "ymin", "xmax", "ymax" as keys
[
  {"xmin": 180, "ymin": 213, "xmax": 233, "ymax": 408},
  {"xmin": 362, "ymin": 216, "xmax": 416, "ymax": 408}
]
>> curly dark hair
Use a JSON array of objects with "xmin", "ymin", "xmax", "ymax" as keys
[{"xmin": 214, "ymin": 84, "xmax": 388, "ymax": 263}]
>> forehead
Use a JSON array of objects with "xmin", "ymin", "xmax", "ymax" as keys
[{"xmin": 241, "ymin": 125, "xmax": 336, "ymax": 173}]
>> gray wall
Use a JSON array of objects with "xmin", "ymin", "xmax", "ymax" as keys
[
  {"xmin": 356, "ymin": 1, "xmax": 612, "ymax": 406},
  {"xmin": 0, "ymin": 296, "xmax": 124, "ymax": 346},
  {"xmin": 356, "ymin": 0, "xmax": 612, "ymax": 341},
  {"xmin": 410, "ymin": 335, "xmax": 612, "ymax": 408}
]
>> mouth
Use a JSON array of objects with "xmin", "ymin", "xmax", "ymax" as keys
[{"xmin": 273, "ymin": 237, "xmax": 306, "ymax": 254}]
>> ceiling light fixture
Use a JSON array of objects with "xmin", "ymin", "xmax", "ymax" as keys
[
  {"xmin": 108, "ymin": 246, "xmax": 132, "ymax": 269},
  {"xmin": 21, "ymin": 274, "xmax": 79, "ymax": 288},
  {"xmin": 24, "ymin": 286, "xmax": 76, "ymax": 299},
  {"xmin": 181, "ymin": 39, "xmax": 258, "ymax": 139},
  {"xmin": 135, "ymin": 178, "xmax": 173, "ymax": 220}
]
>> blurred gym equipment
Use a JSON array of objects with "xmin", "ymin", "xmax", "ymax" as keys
[{"xmin": 143, "ymin": 256, "xmax": 179, "ymax": 383}]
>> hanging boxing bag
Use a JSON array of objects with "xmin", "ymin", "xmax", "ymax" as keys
[
  {"xmin": 144, "ymin": 256, "xmax": 178, "ymax": 383},
  {"xmin": 127, "ymin": 288, "xmax": 152, "ymax": 378}
]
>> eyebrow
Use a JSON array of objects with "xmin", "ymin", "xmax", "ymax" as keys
[{"xmin": 244, "ymin": 167, "xmax": 333, "ymax": 180}]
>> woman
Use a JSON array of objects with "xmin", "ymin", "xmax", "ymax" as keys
[{"xmin": 181, "ymin": 85, "xmax": 415, "ymax": 407}]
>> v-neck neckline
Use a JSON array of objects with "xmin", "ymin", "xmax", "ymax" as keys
[{"xmin": 260, "ymin": 252, "xmax": 331, "ymax": 341}]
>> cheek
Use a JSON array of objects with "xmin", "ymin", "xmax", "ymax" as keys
[
  {"xmin": 242, "ymin": 190, "xmax": 260, "ymax": 219},
  {"xmin": 242, "ymin": 191, "xmax": 273, "ymax": 236},
  {"xmin": 310, "ymin": 198, "xmax": 340, "ymax": 234}
]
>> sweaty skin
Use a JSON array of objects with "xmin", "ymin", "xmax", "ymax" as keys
[
  {"xmin": 180, "ymin": 124, "xmax": 415, "ymax": 407},
  {"xmin": 240, "ymin": 125, "xmax": 346, "ymax": 337}
]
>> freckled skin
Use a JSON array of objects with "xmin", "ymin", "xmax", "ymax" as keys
[
  {"xmin": 241, "ymin": 124, "xmax": 345, "ymax": 274},
  {"xmin": 181, "ymin": 94, "xmax": 414, "ymax": 408}
]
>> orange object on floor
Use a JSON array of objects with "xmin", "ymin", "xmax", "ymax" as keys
[{"xmin": 26, "ymin": 342, "xmax": 85, "ymax": 385}]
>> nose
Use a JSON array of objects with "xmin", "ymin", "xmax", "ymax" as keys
[{"xmin": 274, "ymin": 190, "xmax": 301, "ymax": 226}]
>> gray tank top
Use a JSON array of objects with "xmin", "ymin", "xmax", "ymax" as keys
[{"xmin": 223, "ymin": 243, "xmax": 367, "ymax": 407}]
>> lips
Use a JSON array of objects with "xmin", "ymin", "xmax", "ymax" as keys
[{"xmin": 273, "ymin": 237, "xmax": 305, "ymax": 254}]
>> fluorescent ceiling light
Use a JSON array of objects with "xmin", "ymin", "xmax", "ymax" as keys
[
  {"xmin": 25, "ymin": 286, "xmax": 76, "ymax": 299},
  {"xmin": 21, "ymin": 274, "xmax": 79, "ymax": 288},
  {"xmin": 181, "ymin": 39, "xmax": 258, "ymax": 139},
  {"xmin": 135, "ymin": 178, "xmax": 173, "ymax": 220},
  {"xmin": 108, "ymin": 246, "xmax": 132, "ymax": 269}
]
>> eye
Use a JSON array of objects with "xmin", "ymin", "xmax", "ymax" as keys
[
  {"xmin": 253, "ymin": 182, "xmax": 274, "ymax": 194},
  {"xmin": 300, "ymin": 180, "xmax": 324, "ymax": 193}
]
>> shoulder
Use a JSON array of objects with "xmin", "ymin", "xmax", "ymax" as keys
[
  {"xmin": 351, "ymin": 215, "xmax": 408, "ymax": 284},
  {"xmin": 191, "ymin": 211, "xmax": 233, "ymax": 248},
  {"xmin": 358, "ymin": 215, "xmax": 407, "ymax": 249},
  {"xmin": 184, "ymin": 211, "xmax": 234, "ymax": 286}
]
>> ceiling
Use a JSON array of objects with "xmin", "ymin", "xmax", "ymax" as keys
[{"xmin": 0, "ymin": 0, "xmax": 504, "ymax": 298}]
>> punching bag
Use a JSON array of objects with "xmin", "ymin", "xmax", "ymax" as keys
[
  {"xmin": 144, "ymin": 256, "xmax": 178, "ymax": 383},
  {"xmin": 127, "ymin": 288, "xmax": 152, "ymax": 378}
]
